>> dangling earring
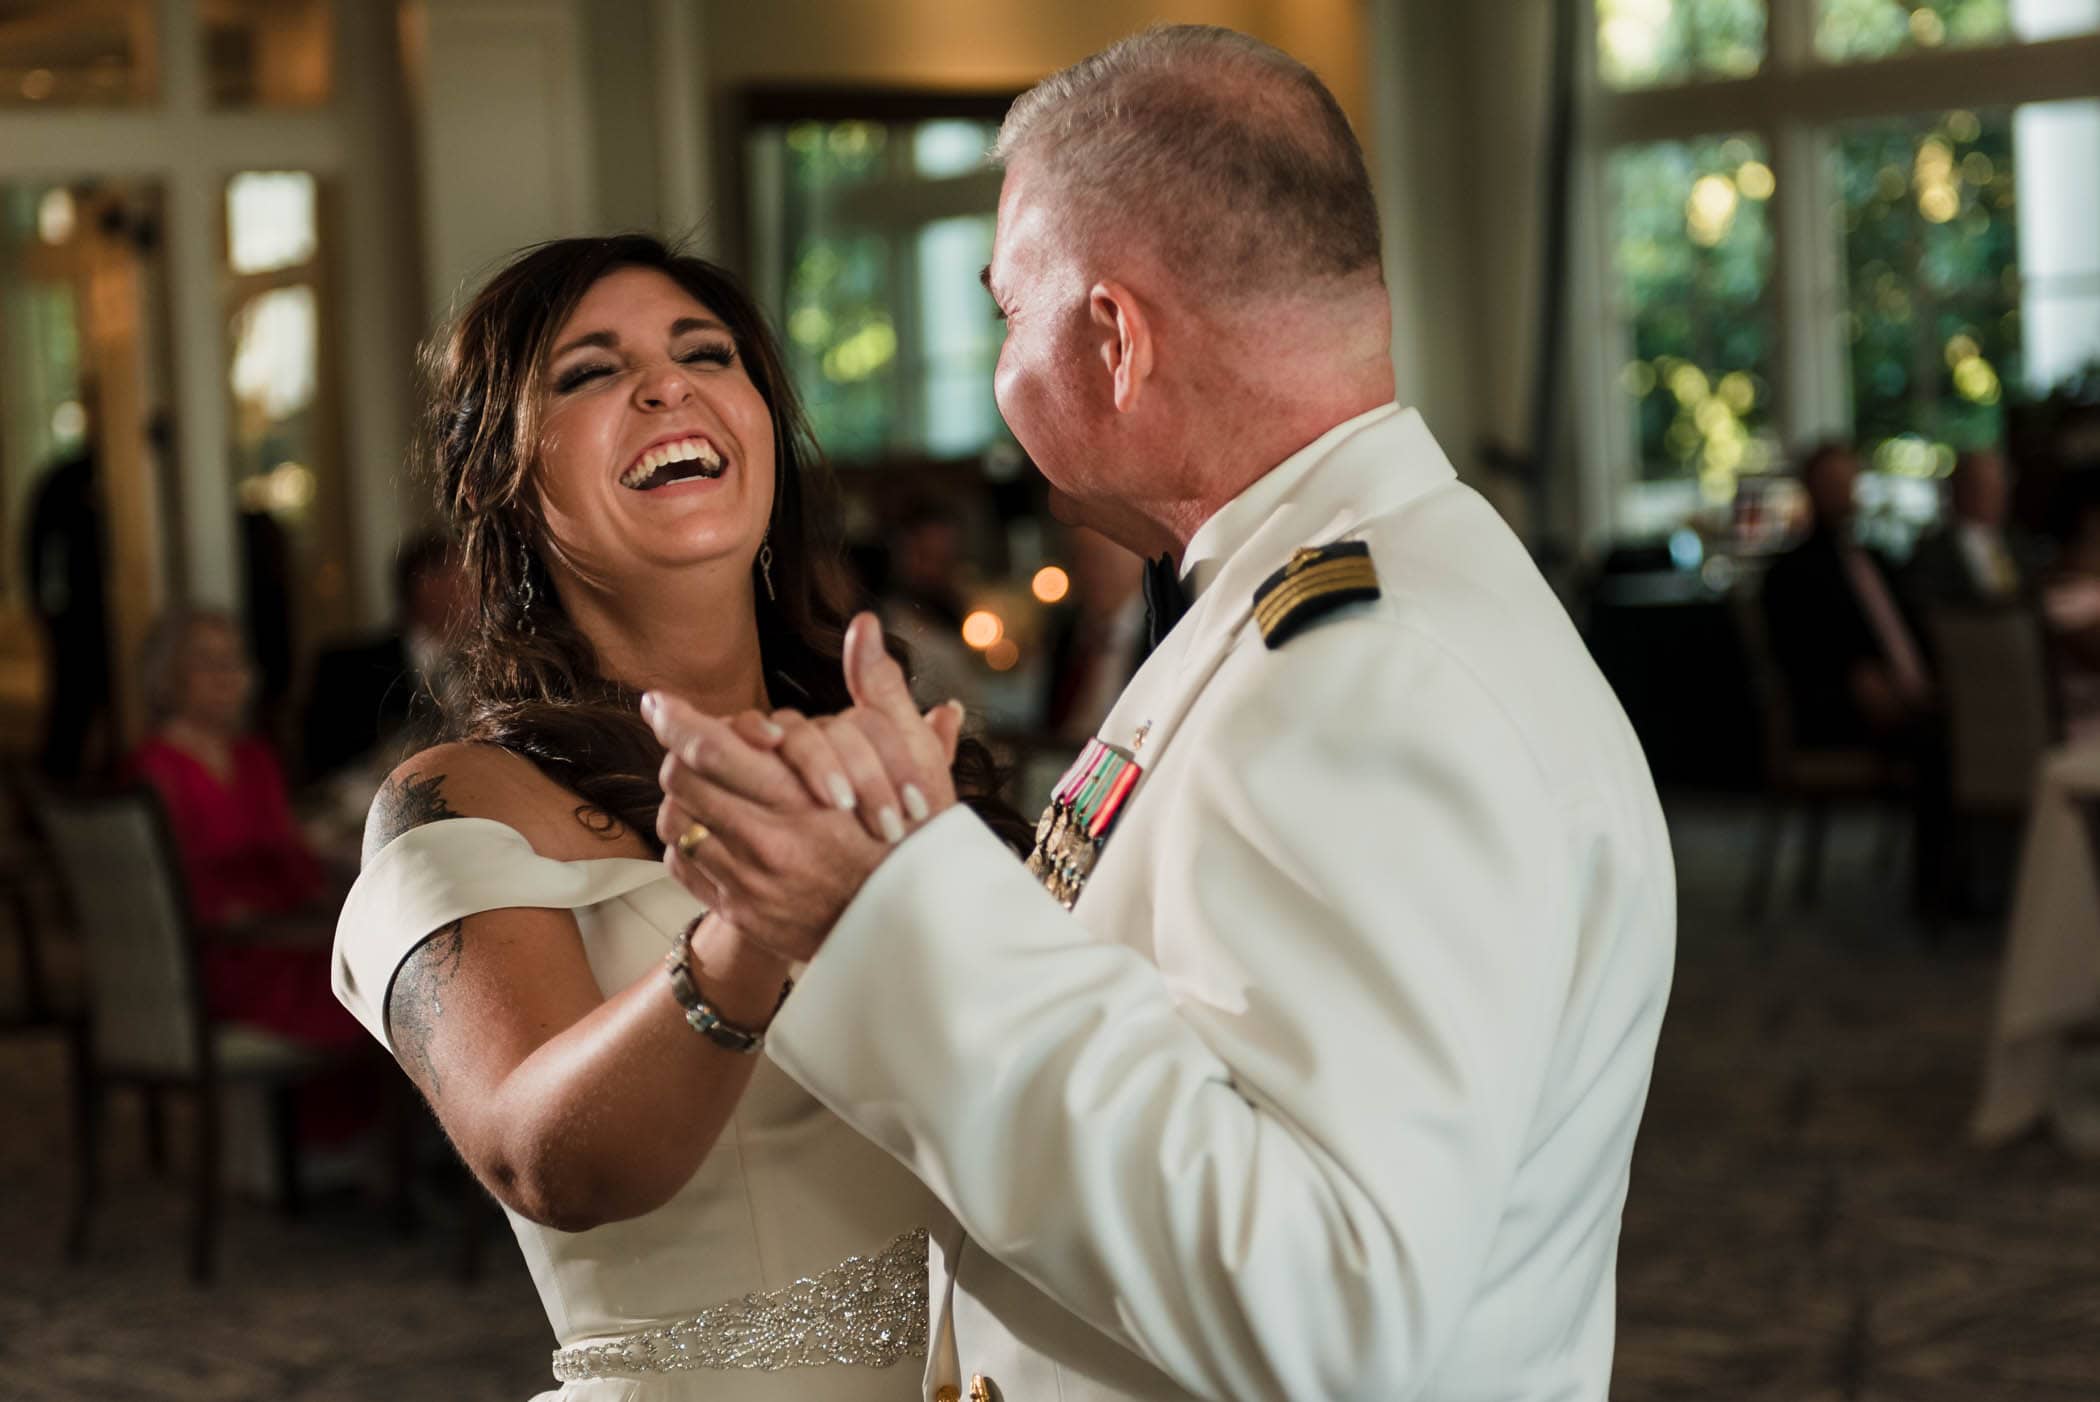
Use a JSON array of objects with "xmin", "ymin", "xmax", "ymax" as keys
[
  {"xmin": 758, "ymin": 531, "xmax": 776, "ymax": 602},
  {"xmin": 516, "ymin": 535, "xmax": 539, "ymax": 634}
]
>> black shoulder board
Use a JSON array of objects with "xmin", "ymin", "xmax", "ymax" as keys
[{"xmin": 1252, "ymin": 540, "xmax": 1380, "ymax": 650}]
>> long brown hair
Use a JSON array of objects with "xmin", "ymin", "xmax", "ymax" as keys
[{"xmin": 420, "ymin": 235, "xmax": 1019, "ymax": 850}]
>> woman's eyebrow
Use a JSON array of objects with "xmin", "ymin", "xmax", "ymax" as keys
[
  {"xmin": 551, "ymin": 317, "xmax": 729, "ymax": 361},
  {"xmin": 550, "ymin": 329, "xmax": 618, "ymax": 359}
]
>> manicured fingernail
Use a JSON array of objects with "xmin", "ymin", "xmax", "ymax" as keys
[
  {"xmin": 878, "ymin": 806, "xmax": 905, "ymax": 843},
  {"xmin": 641, "ymin": 691, "xmax": 660, "ymax": 719},
  {"xmin": 758, "ymin": 717, "xmax": 785, "ymax": 741},
  {"xmin": 901, "ymin": 783, "xmax": 929, "ymax": 822},
  {"xmin": 944, "ymin": 699, "xmax": 966, "ymax": 721},
  {"xmin": 826, "ymin": 774, "xmax": 856, "ymax": 810}
]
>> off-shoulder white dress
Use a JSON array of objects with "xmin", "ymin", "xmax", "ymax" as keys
[{"xmin": 332, "ymin": 818, "xmax": 943, "ymax": 1401}]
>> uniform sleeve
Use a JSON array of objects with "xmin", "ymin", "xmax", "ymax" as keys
[{"xmin": 766, "ymin": 625, "xmax": 1582, "ymax": 1401}]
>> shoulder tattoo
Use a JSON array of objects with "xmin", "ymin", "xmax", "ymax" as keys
[
  {"xmin": 365, "ymin": 768, "xmax": 462, "ymax": 864},
  {"xmin": 388, "ymin": 918, "xmax": 465, "ymax": 1095}
]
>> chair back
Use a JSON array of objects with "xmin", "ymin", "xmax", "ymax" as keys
[
  {"xmin": 1928, "ymin": 608, "xmax": 2055, "ymax": 811},
  {"xmin": 39, "ymin": 789, "xmax": 207, "ymax": 1077},
  {"xmin": 1729, "ymin": 579, "xmax": 1797, "ymax": 783},
  {"xmin": 0, "ymin": 759, "xmax": 59, "ymax": 1024}
]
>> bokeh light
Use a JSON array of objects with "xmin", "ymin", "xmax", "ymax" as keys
[
  {"xmin": 960, "ymin": 610, "xmax": 1003, "ymax": 650},
  {"xmin": 50, "ymin": 401, "xmax": 86, "ymax": 443},
  {"xmin": 1031, "ymin": 566, "xmax": 1070, "ymax": 604},
  {"xmin": 36, "ymin": 189, "xmax": 75, "ymax": 245},
  {"xmin": 1685, "ymin": 174, "xmax": 1740, "ymax": 246}
]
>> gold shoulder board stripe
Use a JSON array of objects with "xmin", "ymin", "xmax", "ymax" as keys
[{"xmin": 1252, "ymin": 541, "xmax": 1380, "ymax": 650}]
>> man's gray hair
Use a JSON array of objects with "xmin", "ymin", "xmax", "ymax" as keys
[{"xmin": 995, "ymin": 25, "xmax": 1382, "ymax": 297}]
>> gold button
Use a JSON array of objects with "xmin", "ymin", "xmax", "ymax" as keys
[{"xmin": 934, "ymin": 1387, "xmax": 961, "ymax": 1402}]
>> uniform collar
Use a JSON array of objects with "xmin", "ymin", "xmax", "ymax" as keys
[
  {"xmin": 1090, "ymin": 404, "xmax": 1456, "ymax": 765},
  {"xmin": 1180, "ymin": 402, "xmax": 1402, "ymax": 604}
]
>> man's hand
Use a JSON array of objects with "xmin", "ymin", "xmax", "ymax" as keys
[{"xmin": 643, "ymin": 613, "xmax": 966, "ymax": 962}]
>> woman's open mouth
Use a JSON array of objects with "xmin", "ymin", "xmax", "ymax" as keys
[{"xmin": 620, "ymin": 435, "xmax": 726, "ymax": 490}]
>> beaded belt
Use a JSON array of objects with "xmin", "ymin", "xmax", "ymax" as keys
[{"xmin": 550, "ymin": 1228, "xmax": 929, "ymax": 1381}]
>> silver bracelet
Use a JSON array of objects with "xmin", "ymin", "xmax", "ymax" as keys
[{"xmin": 665, "ymin": 917, "xmax": 790, "ymax": 1054}]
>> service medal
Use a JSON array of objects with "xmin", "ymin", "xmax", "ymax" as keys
[{"xmin": 1026, "ymin": 734, "xmax": 1145, "ymax": 909}]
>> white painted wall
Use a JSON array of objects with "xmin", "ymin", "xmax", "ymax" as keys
[
  {"xmin": 696, "ymin": 0, "xmax": 1366, "ymax": 131},
  {"xmin": 408, "ymin": 0, "xmax": 596, "ymax": 323},
  {"xmin": 1368, "ymin": 0, "xmax": 1570, "ymax": 541},
  {"xmin": 336, "ymin": 1, "xmax": 430, "ymax": 626}
]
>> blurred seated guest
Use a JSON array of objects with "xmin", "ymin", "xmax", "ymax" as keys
[
  {"xmin": 1761, "ymin": 440, "xmax": 1936, "ymax": 747},
  {"xmin": 129, "ymin": 610, "xmax": 362, "ymax": 1049},
  {"xmin": 878, "ymin": 497, "xmax": 981, "ymax": 710},
  {"xmin": 1042, "ymin": 525, "xmax": 1145, "ymax": 742},
  {"xmin": 301, "ymin": 530, "xmax": 463, "ymax": 784},
  {"xmin": 1905, "ymin": 448, "xmax": 2036, "ymax": 610},
  {"xmin": 2042, "ymin": 471, "xmax": 2100, "ymax": 743},
  {"xmin": 1763, "ymin": 441, "xmax": 1949, "ymax": 908}
]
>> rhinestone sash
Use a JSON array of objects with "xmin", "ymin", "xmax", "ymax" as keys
[{"xmin": 550, "ymin": 1228, "xmax": 930, "ymax": 1381}]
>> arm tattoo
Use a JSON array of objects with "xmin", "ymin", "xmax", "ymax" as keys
[
  {"xmin": 388, "ymin": 918, "xmax": 466, "ymax": 1095},
  {"xmin": 364, "ymin": 768, "xmax": 462, "ymax": 865}
]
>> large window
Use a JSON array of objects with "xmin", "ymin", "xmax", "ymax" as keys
[
  {"xmin": 1832, "ymin": 108, "xmax": 2020, "ymax": 471},
  {"xmin": 0, "ymin": 0, "xmax": 336, "ymax": 109},
  {"xmin": 0, "ymin": 0, "xmax": 159, "ymax": 107},
  {"xmin": 1599, "ymin": 0, "xmax": 1767, "ymax": 90},
  {"xmin": 202, "ymin": 0, "xmax": 332, "ymax": 108},
  {"xmin": 1593, "ymin": 0, "xmax": 2100, "ymax": 533},
  {"xmin": 1610, "ymin": 134, "xmax": 1779, "ymax": 496},
  {"xmin": 744, "ymin": 107, "xmax": 1010, "ymax": 468},
  {"xmin": 224, "ymin": 169, "xmax": 353, "ymax": 650},
  {"xmin": 1813, "ymin": 0, "xmax": 2096, "ymax": 62}
]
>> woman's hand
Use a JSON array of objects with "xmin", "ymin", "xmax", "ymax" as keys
[
  {"xmin": 645, "ymin": 613, "xmax": 968, "ymax": 962},
  {"xmin": 729, "ymin": 703, "xmax": 965, "ymax": 846},
  {"xmin": 726, "ymin": 614, "xmax": 967, "ymax": 844},
  {"xmin": 650, "ymin": 700, "xmax": 887, "ymax": 963}
]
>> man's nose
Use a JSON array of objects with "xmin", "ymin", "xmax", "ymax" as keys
[{"xmin": 636, "ymin": 362, "xmax": 695, "ymax": 409}]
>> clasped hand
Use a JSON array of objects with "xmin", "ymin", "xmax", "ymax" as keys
[{"xmin": 643, "ymin": 612, "xmax": 964, "ymax": 963}]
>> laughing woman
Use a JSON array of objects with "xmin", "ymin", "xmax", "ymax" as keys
[{"xmin": 331, "ymin": 236, "xmax": 1003, "ymax": 1400}]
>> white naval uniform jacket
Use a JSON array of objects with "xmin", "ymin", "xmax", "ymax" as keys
[{"xmin": 765, "ymin": 404, "xmax": 1677, "ymax": 1402}]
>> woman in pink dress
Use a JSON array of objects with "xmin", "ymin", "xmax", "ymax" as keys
[{"xmin": 128, "ymin": 609, "xmax": 362, "ymax": 1052}]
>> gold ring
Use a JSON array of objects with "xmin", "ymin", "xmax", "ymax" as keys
[{"xmin": 675, "ymin": 821, "xmax": 712, "ymax": 859}]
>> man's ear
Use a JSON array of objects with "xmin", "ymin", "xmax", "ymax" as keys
[{"xmin": 1089, "ymin": 280, "xmax": 1153, "ymax": 415}]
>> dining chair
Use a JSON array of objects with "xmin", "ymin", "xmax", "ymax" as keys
[
  {"xmin": 1928, "ymin": 607, "xmax": 2057, "ymax": 912},
  {"xmin": 1731, "ymin": 585, "xmax": 1911, "ymax": 921},
  {"xmin": 42, "ymin": 787, "xmax": 370, "ymax": 1282}
]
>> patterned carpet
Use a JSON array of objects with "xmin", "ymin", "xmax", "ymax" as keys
[
  {"xmin": 1615, "ymin": 797, "xmax": 2100, "ymax": 1402},
  {"xmin": 0, "ymin": 795, "xmax": 2093, "ymax": 1400}
]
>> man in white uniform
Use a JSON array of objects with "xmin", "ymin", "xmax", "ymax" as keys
[{"xmin": 647, "ymin": 25, "xmax": 1675, "ymax": 1402}]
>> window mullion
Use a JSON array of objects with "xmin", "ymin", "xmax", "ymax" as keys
[
  {"xmin": 1570, "ymin": 136, "xmax": 1632, "ymax": 550},
  {"xmin": 1573, "ymin": 0, "xmax": 1635, "ymax": 547},
  {"xmin": 1767, "ymin": 0, "xmax": 1817, "ymax": 74},
  {"xmin": 1773, "ymin": 118, "xmax": 1850, "ymax": 450}
]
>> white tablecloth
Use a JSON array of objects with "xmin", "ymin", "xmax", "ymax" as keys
[{"xmin": 1972, "ymin": 739, "xmax": 2100, "ymax": 1143}]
